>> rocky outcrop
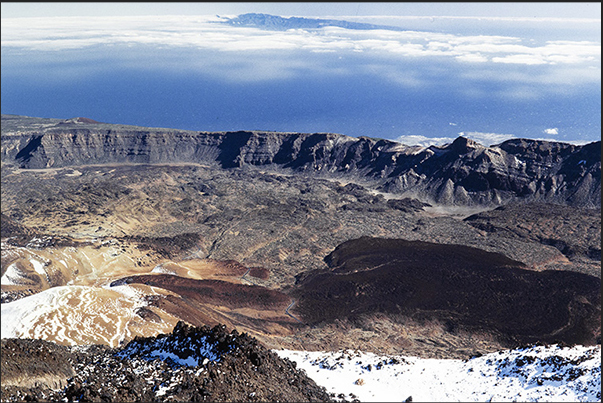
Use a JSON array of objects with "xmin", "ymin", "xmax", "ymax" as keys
[
  {"xmin": 1, "ymin": 322, "xmax": 334, "ymax": 402},
  {"xmin": 464, "ymin": 203, "xmax": 602, "ymax": 263},
  {"xmin": 1, "ymin": 115, "xmax": 600, "ymax": 207},
  {"xmin": 379, "ymin": 137, "xmax": 601, "ymax": 207},
  {"xmin": 0, "ymin": 338, "xmax": 75, "ymax": 390}
]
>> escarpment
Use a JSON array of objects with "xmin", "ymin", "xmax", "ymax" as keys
[{"xmin": 1, "ymin": 115, "xmax": 600, "ymax": 207}]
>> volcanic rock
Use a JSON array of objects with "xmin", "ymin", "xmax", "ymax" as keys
[
  {"xmin": 291, "ymin": 237, "xmax": 601, "ymax": 347},
  {"xmin": 1, "ymin": 322, "xmax": 334, "ymax": 402}
]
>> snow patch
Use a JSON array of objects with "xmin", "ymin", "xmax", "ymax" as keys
[
  {"xmin": 276, "ymin": 344, "xmax": 601, "ymax": 402},
  {"xmin": 117, "ymin": 333, "xmax": 226, "ymax": 367},
  {"xmin": 0, "ymin": 284, "xmax": 169, "ymax": 346},
  {"xmin": 151, "ymin": 264, "xmax": 176, "ymax": 275},
  {"xmin": 1, "ymin": 263, "xmax": 24, "ymax": 285},
  {"xmin": 149, "ymin": 350, "xmax": 201, "ymax": 367},
  {"xmin": 109, "ymin": 284, "xmax": 144, "ymax": 301},
  {"xmin": 30, "ymin": 258, "xmax": 46, "ymax": 275},
  {"xmin": 116, "ymin": 323, "xmax": 236, "ymax": 368},
  {"xmin": 1, "ymin": 287, "xmax": 66, "ymax": 339}
]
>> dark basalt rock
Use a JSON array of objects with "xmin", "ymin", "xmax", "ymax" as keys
[
  {"xmin": 292, "ymin": 237, "xmax": 601, "ymax": 347},
  {"xmin": 1, "ymin": 322, "xmax": 334, "ymax": 402},
  {"xmin": 1, "ymin": 213, "xmax": 38, "ymax": 239},
  {"xmin": 0, "ymin": 338, "xmax": 75, "ymax": 390},
  {"xmin": 464, "ymin": 203, "xmax": 601, "ymax": 264}
]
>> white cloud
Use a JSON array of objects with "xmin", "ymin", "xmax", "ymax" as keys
[
  {"xmin": 543, "ymin": 128, "xmax": 559, "ymax": 135},
  {"xmin": 336, "ymin": 15, "xmax": 601, "ymax": 24},
  {"xmin": 394, "ymin": 135, "xmax": 456, "ymax": 147},
  {"xmin": 394, "ymin": 132, "xmax": 587, "ymax": 148},
  {"xmin": 458, "ymin": 132, "xmax": 518, "ymax": 146},
  {"xmin": 1, "ymin": 14, "xmax": 600, "ymax": 89},
  {"xmin": 1, "ymin": 15, "xmax": 599, "ymax": 68},
  {"xmin": 492, "ymin": 54, "xmax": 548, "ymax": 65},
  {"xmin": 455, "ymin": 53, "xmax": 489, "ymax": 63},
  {"xmin": 394, "ymin": 131, "xmax": 519, "ymax": 147}
]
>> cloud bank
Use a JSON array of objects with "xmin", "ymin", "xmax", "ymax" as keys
[
  {"xmin": 395, "ymin": 131, "xmax": 587, "ymax": 147},
  {"xmin": 1, "ymin": 14, "xmax": 598, "ymax": 108},
  {"xmin": 1, "ymin": 15, "xmax": 599, "ymax": 69},
  {"xmin": 395, "ymin": 132, "xmax": 518, "ymax": 147}
]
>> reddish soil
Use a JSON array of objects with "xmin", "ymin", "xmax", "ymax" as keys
[
  {"xmin": 203, "ymin": 259, "xmax": 250, "ymax": 277},
  {"xmin": 248, "ymin": 266, "xmax": 270, "ymax": 280},
  {"xmin": 112, "ymin": 274, "xmax": 299, "ymax": 338},
  {"xmin": 114, "ymin": 274, "xmax": 289, "ymax": 310}
]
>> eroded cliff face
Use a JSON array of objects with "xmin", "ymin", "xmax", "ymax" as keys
[{"xmin": 2, "ymin": 115, "xmax": 600, "ymax": 207}]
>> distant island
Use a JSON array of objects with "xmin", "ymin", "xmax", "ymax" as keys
[{"xmin": 220, "ymin": 12, "xmax": 406, "ymax": 31}]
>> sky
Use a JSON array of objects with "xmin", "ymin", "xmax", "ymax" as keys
[
  {"xmin": 1, "ymin": 2, "xmax": 600, "ymax": 146},
  {"xmin": 1, "ymin": 2, "xmax": 600, "ymax": 19}
]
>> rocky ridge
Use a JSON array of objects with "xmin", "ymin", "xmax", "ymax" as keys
[
  {"xmin": 1, "ymin": 322, "xmax": 334, "ymax": 402},
  {"xmin": 2, "ymin": 114, "xmax": 600, "ymax": 207}
]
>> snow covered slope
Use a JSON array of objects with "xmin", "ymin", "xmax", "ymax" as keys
[
  {"xmin": 277, "ymin": 344, "xmax": 601, "ymax": 402},
  {"xmin": 0, "ymin": 284, "xmax": 180, "ymax": 346}
]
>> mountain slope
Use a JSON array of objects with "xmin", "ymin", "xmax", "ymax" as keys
[{"xmin": 3, "ymin": 324, "xmax": 600, "ymax": 403}]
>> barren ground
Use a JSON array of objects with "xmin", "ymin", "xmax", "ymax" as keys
[{"xmin": 1, "ymin": 162, "xmax": 600, "ymax": 358}]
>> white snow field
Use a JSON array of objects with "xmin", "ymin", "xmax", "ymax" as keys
[{"xmin": 276, "ymin": 344, "xmax": 601, "ymax": 402}]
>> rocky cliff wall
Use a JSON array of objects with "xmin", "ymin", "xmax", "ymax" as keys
[{"xmin": 1, "ymin": 115, "xmax": 600, "ymax": 207}]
